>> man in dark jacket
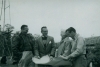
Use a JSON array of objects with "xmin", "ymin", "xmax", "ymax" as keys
[{"xmin": 12, "ymin": 25, "xmax": 35, "ymax": 67}]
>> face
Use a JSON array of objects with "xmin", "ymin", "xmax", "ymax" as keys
[
  {"xmin": 21, "ymin": 27, "xmax": 29, "ymax": 34},
  {"xmin": 70, "ymin": 31, "xmax": 75, "ymax": 37},
  {"xmin": 67, "ymin": 31, "xmax": 74, "ymax": 38},
  {"xmin": 65, "ymin": 31, "xmax": 70, "ymax": 37},
  {"xmin": 41, "ymin": 28, "xmax": 48, "ymax": 36},
  {"xmin": 61, "ymin": 31, "xmax": 67, "ymax": 39},
  {"xmin": 61, "ymin": 35, "xmax": 66, "ymax": 40}
]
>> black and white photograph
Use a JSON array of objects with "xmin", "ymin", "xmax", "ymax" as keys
[{"xmin": 0, "ymin": 0, "xmax": 100, "ymax": 67}]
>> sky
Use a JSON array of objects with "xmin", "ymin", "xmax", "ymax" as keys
[{"xmin": 0, "ymin": 0, "xmax": 100, "ymax": 42}]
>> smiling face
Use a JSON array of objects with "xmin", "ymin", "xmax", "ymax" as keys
[
  {"xmin": 21, "ymin": 26, "xmax": 29, "ymax": 34},
  {"xmin": 41, "ymin": 27, "xmax": 48, "ymax": 37}
]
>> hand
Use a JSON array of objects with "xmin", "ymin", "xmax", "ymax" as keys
[
  {"xmin": 50, "ymin": 56, "xmax": 53, "ymax": 60},
  {"xmin": 18, "ymin": 59, "xmax": 24, "ymax": 67},
  {"xmin": 18, "ymin": 58, "xmax": 24, "ymax": 64},
  {"xmin": 34, "ymin": 56, "xmax": 40, "ymax": 59},
  {"xmin": 59, "ymin": 55, "xmax": 69, "ymax": 60}
]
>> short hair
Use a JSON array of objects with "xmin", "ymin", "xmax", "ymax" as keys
[
  {"xmin": 66, "ymin": 27, "xmax": 76, "ymax": 33},
  {"xmin": 41, "ymin": 26, "xmax": 47, "ymax": 31},
  {"xmin": 21, "ymin": 25, "xmax": 28, "ymax": 30}
]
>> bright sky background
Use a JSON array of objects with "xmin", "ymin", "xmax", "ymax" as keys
[{"xmin": 0, "ymin": 0, "xmax": 100, "ymax": 42}]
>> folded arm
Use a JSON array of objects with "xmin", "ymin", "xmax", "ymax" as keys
[{"xmin": 69, "ymin": 37, "xmax": 85, "ymax": 58}]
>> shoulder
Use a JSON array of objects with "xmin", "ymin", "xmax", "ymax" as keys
[
  {"xmin": 27, "ymin": 33, "xmax": 36, "ymax": 40},
  {"xmin": 77, "ymin": 35, "xmax": 86, "ymax": 44},
  {"xmin": 14, "ymin": 34, "xmax": 20, "ymax": 38},
  {"xmin": 64, "ymin": 37, "xmax": 71, "ymax": 42},
  {"xmin": 36, "ymin": 36, "xmax": 41, "ymax": 41},
  {"xmin": 12, "ymin": 34, "xmax": 20, "ymax": 41},
  {"xmin": 48, "ymin": 36, "xmax": 54, "ymax": 39},
  {"xmin": 78, "ymin": 36, "xmax": 84, "ymax": 41},
  {"xmin": 27, "ymin": 33, "xmax": 34, "ymax": 37},
  {"xmin": 27, "ymin": 33, "xmax": 35, "ymax": 38}
]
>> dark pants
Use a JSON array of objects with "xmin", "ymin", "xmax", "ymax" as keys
[
  {"xmin": 1, "ymin": 56, "xmax": 7, "ymax": 64},
  {"xmin": 12, "ymin": 52, "xmax": 22, "ymax": 64},
  {"xmin": 72, "ymin": 55, "xmax": 87, "ymax": 67}
]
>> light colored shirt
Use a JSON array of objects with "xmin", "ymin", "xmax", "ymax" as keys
[
  {"xmin": 56, "ymin": 37, "xmax": 71, "ymax": 57},
  {"xmin": 69, "ymin": 34, "xmax": 86, "ymax": 57}
]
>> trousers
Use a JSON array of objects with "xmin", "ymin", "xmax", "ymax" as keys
[
  {"xmin": 18, "ymin": 51, "xmax": 35, "ymax": 67},
  {"xmin": 72, "ymin": 55, "xmax": 87, "ymax": 67}
]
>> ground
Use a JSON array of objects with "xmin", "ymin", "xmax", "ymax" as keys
[
  {"xmin": 0, "ymin": 64, "xmax": 17, "ymax": 67},
  {"xmin": 0, "ymin": 57, "xmax": 17, "ymax": 67}
]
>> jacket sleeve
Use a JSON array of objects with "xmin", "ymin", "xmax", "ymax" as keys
[
  {"xmin": 62, "ymin": 41, "xmax": 72, "ymax": 56},
  {"xmin": 50, "ymin": 37, "xmax": 56, "ymax": 57},
  {"xmin": 69, "ymin": 37, "xmax": 85, "ymax": 57},
  {"xmin": 34, "ymin": 39, "xmax": 39, "ymax": 56},
  {"xmin": 30, "ymin": 35, "xmax": 35, "ymax": 55},
  {"xmin": 12, "ymin": 36, "xmax": 21, "ymax": 56}
]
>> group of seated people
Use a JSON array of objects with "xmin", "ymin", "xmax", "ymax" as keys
[{"xmin": 10, "ymin": 25, "xmax": 87, "ymax": 67}]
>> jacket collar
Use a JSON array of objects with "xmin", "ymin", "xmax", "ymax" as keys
[{"xmin": 73, "ymin": 33, "xmax": 79, "ymax": 41}]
